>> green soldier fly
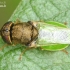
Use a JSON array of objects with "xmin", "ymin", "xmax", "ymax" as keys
[{"xmin": 0, "ymin": 20, "xmax": 69, "ymax": 59}]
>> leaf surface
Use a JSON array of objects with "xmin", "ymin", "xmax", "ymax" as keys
[{"xmin": 0, "ymin": 0, "xmax": 70, "ymax": 70}]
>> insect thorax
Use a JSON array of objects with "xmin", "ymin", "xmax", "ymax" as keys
[{"xmin": 11, "ymin": 22, "xmax": 38, "ymax": 45}]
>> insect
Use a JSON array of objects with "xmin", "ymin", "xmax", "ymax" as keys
[{"xmin": 0, "ymin": 20, "xmax": 70, "ymax": 59}]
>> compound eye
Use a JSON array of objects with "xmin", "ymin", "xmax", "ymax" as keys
[
  {"xmin": 2, "ymin": 28, "xmax": 10, "ymax": 36},
  {"xmin": 5, "ymin": 29, "xmax": 9, "ymax": 32},
  {"xmin": 3, "ymin": 28, "xmax": 9, "ymax": 32}
]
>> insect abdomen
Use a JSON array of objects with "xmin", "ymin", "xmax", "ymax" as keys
[{"xmin": 37, "ymin": 22, "xmax": 70, "ymax": 46}]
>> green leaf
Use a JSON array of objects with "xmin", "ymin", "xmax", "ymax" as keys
[{"xmin": 0, "ymin": 0, "xmax": 70, "ymax": 70}]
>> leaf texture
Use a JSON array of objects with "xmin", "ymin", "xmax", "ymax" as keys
[{"xmin": 0, "ymin": 0, "xmax": 70, "ymax": 70}]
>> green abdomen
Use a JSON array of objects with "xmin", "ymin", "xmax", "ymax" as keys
[{"xmin": 37, "ymin": 22, "xmax": 70, "ymax": 46}]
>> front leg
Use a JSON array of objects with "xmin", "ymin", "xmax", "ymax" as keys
[{"xmin": 15, "ymin": 19, "xmax": 21, "ymax": 24}]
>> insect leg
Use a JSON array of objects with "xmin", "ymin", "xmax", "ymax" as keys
[
  {"xmin": 19, "ymin": 41, "xmax": 37, "ymax": 60},
  {"xmin": 61, "ymin": 49, "xmax": 68, "ymax": 54},
  {"xmin": 15, "ymin": 19, "xmax": 21, "ymax": 24},
  {"xmin": 18, "ymin": 47, "xmax": 35, "ymax": 60},
  {"xmin": 64, "ymin": 22, "xmax": 67, "ymax": 25},
  {"xmin": 28, "ymin": 21, "xmax": 38, "ymax": 27},
  {"xmin": 0, "ymin": 44, "xmax": 8, "ymax": 51},
  {"xmin": 29, "ymin": 41, "xmax": 37, "ymax": 48}
]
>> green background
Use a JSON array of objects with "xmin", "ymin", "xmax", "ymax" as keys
[{"xmin": 0, "ymin": 0, "xmax": 20, "ymax": 28}]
